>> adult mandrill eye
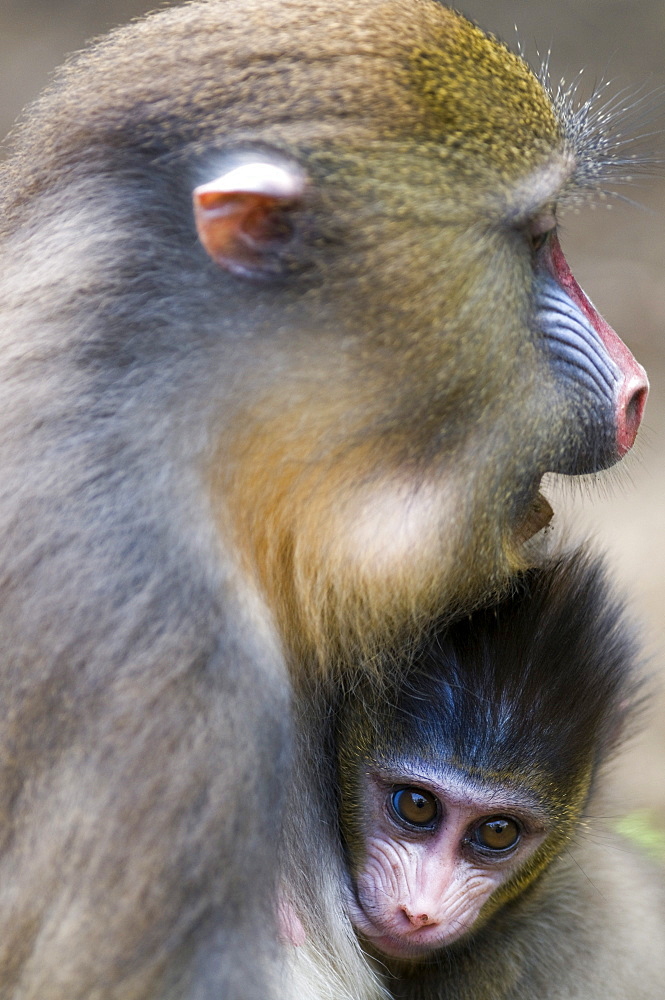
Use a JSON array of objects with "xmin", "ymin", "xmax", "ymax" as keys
[
  {"xmin": 530, "ymin": 230, "xmax": 551, "ymax": 253},
  {"xmin": 391, "ymin": 787, "xmax": 439, "ymax": 828},
  {"xmin": 473, "ymin": 816, "xmax": 520, "ymax": 852},
  {"xmin": 527, "ymin": 212, "xmax": 556, "ymax": 255}
]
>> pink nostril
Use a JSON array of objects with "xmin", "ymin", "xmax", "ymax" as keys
[
  {"xmin": 617, "ymin": 373, "xmax": 649, "ymax": 457},
  {"xmin": 401, "ymin": 906, "xmax": 435, "ymax": 929}
]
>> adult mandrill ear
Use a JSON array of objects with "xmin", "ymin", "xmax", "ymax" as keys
[{"xmin": 193, "ymin": 160, "xmax": 307, "ymax": 279}]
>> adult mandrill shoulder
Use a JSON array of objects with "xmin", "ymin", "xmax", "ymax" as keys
[
  {"xmin": 336, "ymin": 549, "xmax": 665, "ymax": 999},
  {"xmin": 0, "ymin": 0, "xmax": 649, "ymax": 997}
]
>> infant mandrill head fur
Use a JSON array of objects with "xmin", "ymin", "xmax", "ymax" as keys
[{"xmin": 338, "ymin": 549, "xmax": 641, "ymax": 961}]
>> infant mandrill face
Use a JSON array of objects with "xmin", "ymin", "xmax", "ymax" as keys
[{"xmin": 344, "ymin": 763, "xmax": 549, "ymax": 960}]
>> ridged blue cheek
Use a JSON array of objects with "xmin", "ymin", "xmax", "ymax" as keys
[{"xmin": 533, "ymin": 273, "xmax": 620, "ymax": 407}]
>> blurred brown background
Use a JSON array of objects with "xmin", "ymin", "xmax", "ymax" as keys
[{"xmin": 1, "ymin": 0, "xmax": 663, "ymax": 841}]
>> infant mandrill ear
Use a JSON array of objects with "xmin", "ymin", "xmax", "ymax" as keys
[{"xmin": 193, "ymin": 161, "xmax": 307, "ymax": 279}]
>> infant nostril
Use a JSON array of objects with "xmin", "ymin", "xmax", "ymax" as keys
[{"xmin": 401, "ymin": 906, "xmax": 432, "ymax": 929}]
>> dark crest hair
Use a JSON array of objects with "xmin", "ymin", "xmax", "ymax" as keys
[{"xmin": 343, "ymin": 548, "xmax": 642, "ymax": 798}]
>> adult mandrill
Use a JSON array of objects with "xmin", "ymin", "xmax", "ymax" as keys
[
  {"xmin": 0, "ymin": 0, "xmax": 649, "ymax": 997},
  {"xmin": 332, "ymin": 550, "xmax": 665, "ymax": 999}
]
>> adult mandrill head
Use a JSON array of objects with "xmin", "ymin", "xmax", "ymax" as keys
[{"xmin": 1, "ymin": 0, "xmax": 647, "ymax": 677}]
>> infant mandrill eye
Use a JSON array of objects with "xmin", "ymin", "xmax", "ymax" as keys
[
  {"xmin": 391, "ymin": 787, "xmax": 439, "ymax": 827},
  {"xmin": 473, "ymin": 817, "xmax": 520, "ymax": 852}
]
